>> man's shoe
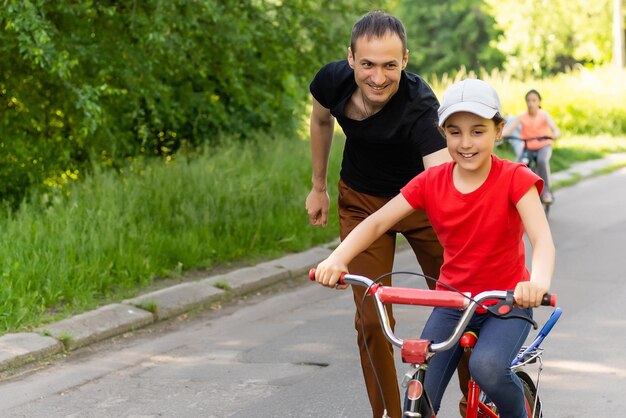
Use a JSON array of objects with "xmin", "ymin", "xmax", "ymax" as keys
[
  {"xmin": 459, "ymin": 395, "xmax": 467, "ymax": 416},
  {"xmin": 541, "ymin": 191, "xmax": 554, "ymax": 204}
]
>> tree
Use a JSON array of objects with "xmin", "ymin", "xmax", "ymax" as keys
[
  {"xmin": 395, "ymin": 0, "xmax": 505, "ymax": 76},
  {"xmin": 394, "ymin": 0, "xmax": 618, "ymax": 78},
  {"xmin": 487, "ymin": 0, "xmax": 613, "ymax": 77},
  {"xmin": 0, "ymin": 0, "xmax": 371, "ymax": 205},
  {"xmin": 614, "ymin": 0, "xmax": 625, "ymax": 68}
]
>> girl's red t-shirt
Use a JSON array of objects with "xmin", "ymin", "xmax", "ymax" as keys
[{"xmin": 400, "ymin": 155, "xmax": 543, "ymax": 296}]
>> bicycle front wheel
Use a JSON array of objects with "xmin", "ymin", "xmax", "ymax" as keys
[
  {"xmin": 516, "ymin": 370, "xmax": 542, "ymax": 418},
  {"xmin": 482, "ymin": 371, "xmax": 542, "ymax": 418}
]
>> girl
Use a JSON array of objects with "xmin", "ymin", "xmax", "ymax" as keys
[
  {"xmin": 313, "ymin": 78, "xmax": 555, "ymax": 417},
  {"xmin": 503, "ymin": 89, "xmax": 560, "ymax": 203}
]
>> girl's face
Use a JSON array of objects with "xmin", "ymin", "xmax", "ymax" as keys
[
  {"xmin": 443, "ymin": 112, "xmax": 504, "ymax": 174},
  {"xmin": 525, "ymin": 92, "xmax": 541, "ymax": 113}
]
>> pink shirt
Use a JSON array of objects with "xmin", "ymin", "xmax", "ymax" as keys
[
  {"xmin": 521, "ymin": 111, "xmax": 553, "ymax": 150},
  {"xmin": 400, "ymin": 156, "xmax": 543, "ymax": 296}
]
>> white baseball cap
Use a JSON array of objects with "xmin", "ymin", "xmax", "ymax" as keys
[{"xmin": 438, "ymin": 78, "xmax": 502, "ymax": 126}]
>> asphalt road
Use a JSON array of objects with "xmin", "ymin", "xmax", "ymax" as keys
[{"xmin": 1, "ymin": 167, "xmax": 625, "ymax": 417}]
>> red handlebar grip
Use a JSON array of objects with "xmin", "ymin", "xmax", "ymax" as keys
[
  {"xmin": 541, "ymin": 293, "xmax": 557, "ymax": 306},
  {"xmin": 308, "ymin": 268, "xmax": 346, "ymax": 286}
]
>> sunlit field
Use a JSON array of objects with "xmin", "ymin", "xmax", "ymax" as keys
[{"xmin": 430, "ymin": 66, "xmax": 626, "ymax": 137}]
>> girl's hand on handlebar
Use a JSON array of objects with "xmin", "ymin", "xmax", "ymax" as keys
[
  {"xmin": 313, "ymin": 258, "xmax": 349, "ymax": 289},
  {"xmin": 514, "ymin": 281, "xmax": 549, "ymax": 308}
]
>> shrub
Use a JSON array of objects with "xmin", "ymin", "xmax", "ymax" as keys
[{"xmin": 0, "ymin": 0, "xmax": 367, "ymax": 205}]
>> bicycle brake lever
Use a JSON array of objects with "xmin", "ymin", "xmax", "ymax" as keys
[
  {"xmin": 486, "ymin": 292, "xmax": 538, "ymax": 329},
  {"xmin": 502, "ymin": 312, "xmax": 538, "ymax": 330}
]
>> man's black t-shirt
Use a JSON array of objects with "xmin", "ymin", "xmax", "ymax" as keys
[{"xmin": 310, "ymin": 60, "xmax": 446, "ymax": 197}]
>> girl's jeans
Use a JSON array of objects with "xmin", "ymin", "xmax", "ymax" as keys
[{"xmin": 421, "ymin": 307, "xmax": 532, "ymax": 418}]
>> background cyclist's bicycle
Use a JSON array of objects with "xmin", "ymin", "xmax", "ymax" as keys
[{"xmin": 504, "ymin": 135, "xmax": 554, "ymax": 215}]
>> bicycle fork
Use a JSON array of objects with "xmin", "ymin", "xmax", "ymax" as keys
[{"xmin": 401, "ymin": 364, "xmax": 435, "ymax": 418}]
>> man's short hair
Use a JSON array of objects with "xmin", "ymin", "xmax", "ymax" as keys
[{"xmin": 350, "ymin": 11, "xmax": 407, "ymax": 54}]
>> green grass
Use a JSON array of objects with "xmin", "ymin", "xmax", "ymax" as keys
[
  {"xmin": 135, "ymin": 301, "xmax": 158, "ymax": 315},
  {"xmin": 551, "ymin": 135, "xmax": 626, "ymax": 172},
  {"xmin": 213, "ymin": 280, "xmax": 232, "ymax": 291},
  {"xmin": 0, "ymin": 129, "xmax": 626, "ymax": 333},
  {"xmin": 0, "ymin": 132, "xmax": 343, "ymax": 333},
  {"xmin": 496, "ymin": 134, "xmax": 626, "ymax": 186},
  {"xmin": 0, "ymin": 130, "xmax": 624, "ymax": 334},
  {"xmin": 496, "ymin": 135, "xmax": 626, "ymax": 172}
]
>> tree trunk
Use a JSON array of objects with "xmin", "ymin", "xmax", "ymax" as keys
[{"xmin": 614, "ymin": 0, "xmax": 625, "ymax": 68}]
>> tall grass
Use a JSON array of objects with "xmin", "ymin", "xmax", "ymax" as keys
[
  {"xmin": 3, "ymin": 65, "xmax": 626, "ymax": 334},
  {"xmin": 0, "ymin": 133, "xmax": 343, "ymax": 332},
  {"xmin": 495, "ymin": 134, "xmax": 626, "ymax": 173},
  {"xmin": 551, "ymin": 135, "xmax": 626, "ymax": 172}
]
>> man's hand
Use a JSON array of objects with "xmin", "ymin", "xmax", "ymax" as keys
[{"xmin": 306, "ymin": 188, "xmax": 330, "ymax": 227}]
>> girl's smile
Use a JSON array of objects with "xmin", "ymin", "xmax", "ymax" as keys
[{"xmin": 442, "ymin": 111, "xmax": 504, "ymax": 190}]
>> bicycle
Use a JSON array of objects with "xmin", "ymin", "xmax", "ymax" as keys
[
  {"xmin": 503, "ymin": 135, "xmax": 554, "ymax": 215},
  {"xmin": 310, "ymin": 269, "xmax": 561, "ymax": 418}
]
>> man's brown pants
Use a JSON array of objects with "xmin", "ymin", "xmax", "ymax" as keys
[{"xmin": 338, "ymin": 179, "xmax": 470, "ymax": 418}]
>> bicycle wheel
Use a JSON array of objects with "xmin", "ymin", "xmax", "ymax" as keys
[
  {"xmin": 516, "ymin": 370, "xmax": 542, "ymax": 418},
  {"xmin": 480, "ymin": 371, "xmax": 542, "ymax": 418}
]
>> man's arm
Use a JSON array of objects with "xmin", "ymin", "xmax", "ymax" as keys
[
  {"xmin": 306, "ymin": 97, "xmax": 335, "ymax": 227},
  {"xmin": 422, "ymin": 148, "xmax": 452, "ymax": 169}
]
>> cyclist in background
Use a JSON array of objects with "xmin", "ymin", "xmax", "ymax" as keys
[{"xmin": 503, "ymin": 89, "xmax": 560, "ymax": 204}]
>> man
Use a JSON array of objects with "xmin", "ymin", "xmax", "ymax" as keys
[{"xmin": 305, "ymin": 11, "xmax": 463, "ymax": 418}]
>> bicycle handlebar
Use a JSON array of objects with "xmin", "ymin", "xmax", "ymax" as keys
[
  {"xmin": 503, "ymin": 135, "xmax": 552, "ymax": 142},
  {"xmin": 309, "ymin": 269, "xmax": 556, "ymax": 353},
  {"xmin": 308, "ymin": 269, "xmax": 472, "ymax": 308}
]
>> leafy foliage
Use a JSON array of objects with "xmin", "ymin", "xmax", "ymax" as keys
[
  {"xmin": 0, "ymin": 131, "xmax": 344, "ymax": 332},
  {"xmin": 394, "ymin": 0, "xmax": 617, "ymax": 78},
  {"xmin": 0, "ymin": 0, "xmax": 370, "ymax": 205},
  {"xmin": 489, "ymin": 66, "xmax": 626, "ymax": 136},
  {"xmin": 486, "ymin": 0, "xmax": 613, "ymax": 77},
  {"xmin": 1, "ymin": 0, "xmax": 621, "ymax": 206},
  {"xmin": 395, "ymin": 0, "xmax": 505, "ymax": 76}
]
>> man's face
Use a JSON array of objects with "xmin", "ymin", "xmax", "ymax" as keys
[{"xmin": 348, "ymin": 33, "xmax": 408, "ymax": 108}]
